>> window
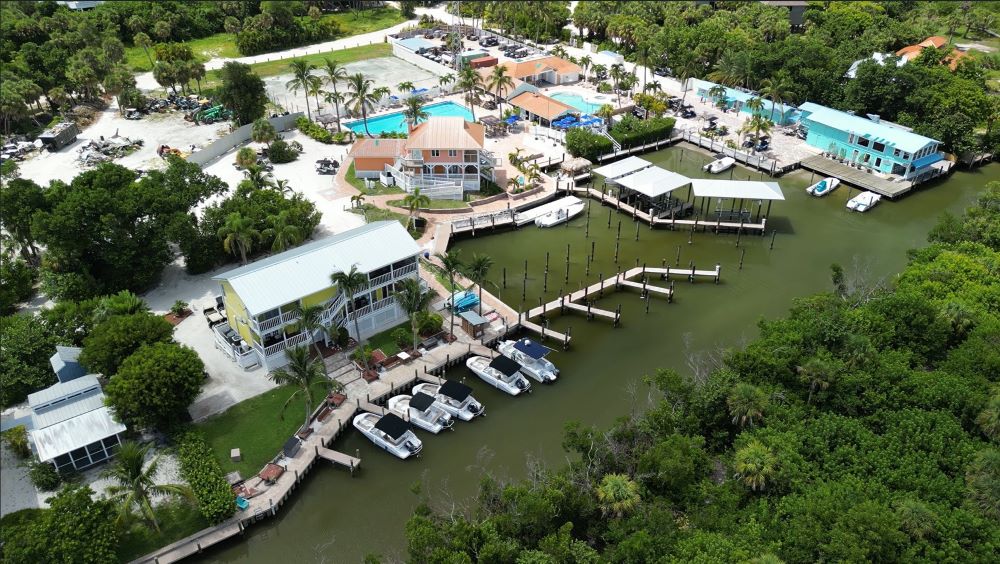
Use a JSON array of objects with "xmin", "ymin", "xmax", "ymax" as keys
[
  {"xmin": 448, "ymin": 149, "xmax": 458, "ymax": 157},
  {"xmin": 893, "ymin": 148, "xmax": 901, "ymax": 157},
  {"xmin": 857, "ymin": 137, "xmax": 870, "ymax": 148},
  {"xmin": 874, "ymin": 157, "xmax": 882, "ymax": 168},
  {"xmin": 903, "ymin": 152, "xmax": 910, "ymax": 160},
  {"xmin": 848, "ymin": 133, "xmax": 855, "ymax": 144},
  {"xmin": 872, "ymin": 141, "xmax": 885, "ymax": 153},
  {"xmin": 430, "ymin": 149, "xmax": 440, "ymax": 157}
]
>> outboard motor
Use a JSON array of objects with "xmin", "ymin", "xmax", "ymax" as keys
[
  {"xmin": 405, "ymin": 440, "xmax": 421, "ymax": 453},
  {"xmin": 515, "ymin": 379, "xmax": 528, "ymax": 390},
  {"xmin": 467, "ymin": 401, "xmax": 483, "ymax": 415}
]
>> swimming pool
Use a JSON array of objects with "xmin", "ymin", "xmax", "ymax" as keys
[
  {"xmin": 345, "ymin": 101, "xmax": 475, "ymax": 135},
  {"xmin": 550, "ymin": 92, "xmax": 608, "ymax": 114}
]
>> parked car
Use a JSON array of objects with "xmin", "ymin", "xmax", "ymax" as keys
[
  {"xmin": 654, "ymin": 67, "xmax": 673, "ymax": 77},
  {"xmin": 483, "ymin": 100, "xmax": 497, "ymax": 110}
]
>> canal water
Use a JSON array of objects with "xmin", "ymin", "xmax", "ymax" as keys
[{"xmin": 199, "ymin": 148, "xmax": 997, "ymax": 563}]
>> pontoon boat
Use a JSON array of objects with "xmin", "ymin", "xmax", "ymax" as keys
[
  {"xmin": 497, "ymin": 338, "xmax": 558, "ymax": 383},
  {"xmin": 466, "ymin": 355, "xmax": 531, "ymax": 395},
  {"xmin": 352, "ymin": 412, "xmax": 422, "ymax": 459},
  {"xmin": 387, "ymin": 393, "xmax": 454, "ymax": 434},
  {"xmin": 846, "ymin": 191, "xmax": 881, "ymax": 212},
  {"xmin": 413, "ymin": 380, "xmax": 484, "ymax": 421},
  {"xmin": 807, "ymin": 177, "xmax": 840, "ymax": 197},
  {"xmin": 703, "ymin": 156, "xmax": 735, "ymax": 174}
]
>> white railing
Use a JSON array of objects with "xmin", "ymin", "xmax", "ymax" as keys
[
  {"xmin": 321, "ymin": 293, "xmax": 347, "ymax": 324},
  {"xmin": 347, "ymin": 296, "xmax": 396, "ymax": 322},
  {"xmin": 394, "ymin": 262, "xmax": 418, "ymax": 278},
  {"xmin": 599, "ymin": 128, "xmax": 622, "ymax": 151},
  {"xmin": 252, "ymin": 309, "xmax": 298, "ymax": 333},
  {"xmin": 368, "ymin": 270, "xmax": 395, "ymax": 289},
  {"xmin": 262, "ymin": 331, "xmax": 311, "ymax": 357}
]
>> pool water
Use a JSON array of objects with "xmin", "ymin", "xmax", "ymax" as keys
[
  {"xmin": 346, "ymin": 101, "xmax": 475, "ymax": 135},
  {"xmin": 550, "ymin": 92, "xmax": 606, "ymax": 114}
]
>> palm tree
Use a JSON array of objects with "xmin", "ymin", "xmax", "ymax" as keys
[
  {"xmin": 345, "ymin": 73, "xmax": 378, "ymax": 137},
  {"xmin": 975, "ymin": 393, "xmax": 1000, "ymax": 442},
  {"xmin": 244, "ymin": 165, "xmax": 275, "ymax": 190},
  {"xmin": 321, "ymin": 58, "xmax": 348, "ymax": 128},
  {"xmin": 402, "ymin": 96, "xmax": 429, "ymax": 129},
  {"xmin": 643, "ymin": 81, "xmax": 662, "ymax": 94},
  {"xmin": 218, "ymin": 212, "xmax": 259, "ymax": 265},
  {"xmin": 291, "ymin": 303, "xmax": 326, "ymax": 360},
  {"xmin": 330, "ymin": 265, "xmax": 370, "ymax": 370},
  {"xmin": 262, "ymin": 210, "xmax": 303, "ymax": 252},
  {"xmin": 487, "ymin": 65, "xmax": 514, "ymax": 118},
  {"xmin": 760, "ymin": 76, "xmax": 793, "ymax": 123},
  {"xmin": 508, "ymin": 148, "xmax": 524, "ymax": 167},
  {"xmin": 796, "ymin": 356, "xmax": 834, "ymax": 405},
  {"xmin": 438, "ymin": 73, "xmax": 456, "ymax": 93},
  {"xmin": 676, "ymin": 59, "xmax": 699, "ymax": 107},
  {"xmin": 236, "ymin": 147, "xmax": 257, "ymax": 170},
  {"xmin": 596, "ymin": 103, "xmax": 615, "ymax": 124},
  {"xmin": 750, "ymin": 115, "xmax": 774, "ymax": 147},
  {"xmin": 746, "ymin": 96, "xmax": 765, "ymax": 117},
  {"xmin": 579, "ymin": 55, "xmax": 592, "ymax": 83},
  {"xmin": 397, "ymin": 80, "xmax": 415, "ymax": 95},
  {"xmin": 550, "ymin": 45, "xmax": 568, "ymax": 59},
  {"xmin": 506, "ymin": 177, "xmax": 522, "ymax": 192},
  {"xmin": 609, "ymin": 63, "xmax": 625, "ymax": 105},
  {"xmin": 457, "ymin": 65, "xmax": 484, "ymax": 121},
  {"xmin": 596, "ymin": 473, "xmax": 641, "ymax": 518},
  {"xmin": 524, "ymin": 163, "xmax": 542, "ymax": 188},
  {"xmin": 103, "ymin": 441, "xmax": 192, "ymax": 531},
  {"xmin": 251, "ymin": 118, "xmax": 277, "ymax": 148},
  {"xmin": 286, "ymin": 59, "xmax": 317, "ymax": 120},
  {"xmin": 707, "ymin": 53, "xmax": 742, "ymax": 87},
  {"xmin": 323, "ymin": 90, "xmax": 346, "ymax": 133},
  {"xmin": 434, "ymin": 250, "xmax": 463, "ymax": 338},
  {"xmin": 307, "ymin": 75, "xmax": 324, "ymax": 115},
  {"xmin": 708, "ymin": 84, "xmax": 728, "ymax": 109},
  {"xmin": 592, "ymin": 63, "xmax": 607, "ymax": 84},
  {"xmin": 350, "ymin": 193, "xmax": 366, "ymax": 209},
  {"xmin": 268, "ymin": 346, "xmax": 334, "ymax": 431},
  {"xmin": 274, "ymin": 179, "xmax": 293, "ymax": 194},
  {"xmin": 727, "ymin": 382, "xmax": 768, "ymax": 428},
  {"xmin": 402, "ymin": 187, "xmax": 431, "ymax": 230},
  {"xmin": 734, "ymin": 439, "xmax": 777, "ymax": 492},
  {"xmin": 133, "ymin": 32, "xmax": 154, "ymax": 68},
  {"xmin": 465, "ymin": 253, "xmax": 493, "ymax": 314},
  {"xmin": 393, "ymin": 277, "xmax": 436, "ymax": 352}
]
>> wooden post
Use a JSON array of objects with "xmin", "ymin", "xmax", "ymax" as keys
[
  {"xmin": 769, "ymin": 230, "xmax": 776, "ymax": 250},
  {"xmin": 599, "ymin": 274, "xmax": 604, "ymax": 297},
  {"xmin": 688, "ymin": 223, "xmax": 694, "ymax": 244},
  {"xmin": 715, "ymin": 263, "xmax": 721, "ymax": 284},
  {"xmin": 502, "ymin": 267, "xmax": 506, "ymax": 289},
  {"xmin": 614, "ymin": 238, "xmax": 620, "ymax": 263},
  {"xmin": 635, "ymin": 221, "xmax": 640, "ymax": 241},
  {"xmin": 607, "ymin": 207, "xmax": 612, "ymax": 227},
  {"xmin": 739, "ymin": 248, "xmax": 746, "ymax": 270},
  {"xmin": 736, "ymin": 225, "xmax": 742, "ymax": 247},
  {"xmin": 590, "ymin": 240, "xmax": 595, "ymax": 260},
  {"xmin": 668, "ymin": 280, "xmax": 675, "ymax": 303},
  {"xmin": 675, "ymin": 245, "xmax": 681, "ymax": 266},
  {"xmin": 690, "ymin": 263, "xmax": 695, "ymax": 282},
  {"xmin": 565, "ymin": 244, "xmax": 570, "ymax": 283},
  {"xmin": 586, "ymin": 253, "xmax": 591, "ymax": 275},
  {"xmin": 543, "ymin": 268, "xmax": 548, "ymax": 292}
]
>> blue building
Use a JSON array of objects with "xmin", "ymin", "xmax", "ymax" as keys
[
  {"xmin": 49, "ymin": 346, "xmax": 86, "ymax": 383},
  {"xmin": 688, "ymin": 79, "xmax": 797, "ymax": 125},
  {"xmin": 796, "ymin": 102, "xmax": 944, "ymax": 181}
]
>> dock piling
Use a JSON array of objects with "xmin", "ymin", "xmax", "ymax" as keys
[
  {"xmin": 668, "ymin": 280, "xmax": 675, "ymax": 303},
  {"xmin": 715, "ymin": 263, "xmax": 721, "ymax": 284},
  {"xmin": 769, "ymin": 230, "xmax": 776, "ymax": 250},
  {"xmin": 739, "ymin": 248, "xmax": 746, "ymax": 270},
  {"xmin": 635, "ymin": 221, "xmax": 640, "ymax": 241},
  {"xmin": 675, "ymin": 245, "xmax": 681, "ymax": 266}
]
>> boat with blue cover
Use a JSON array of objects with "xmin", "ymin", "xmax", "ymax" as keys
[
  {"xmin": 497, "ymin": 338, "xmax": 559, "ymax": 383},
  {"xmin": 807, "ymin": 177, "xmax": 840, "ymax": 197}
]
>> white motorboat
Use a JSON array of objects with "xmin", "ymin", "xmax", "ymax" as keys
[
  {"xmin": 413, "ymin": 381, "xmax": 484, "ymax": 421},
  {"xmin": 352, "ymin": 412, "xmax": 423, "ymax": 459},
  {"xmin": 387, "ymin": 393, "xmax": 454, "ymax": 434},
  {"xmin": 846, "ymin": 191, "xmax": 882, "ymax": 212},
  {"xmin": 497, "ymin": 338, "xmax": 558, "ymax": 383},
  {"xmin": 466, "ymin": 355, "xmax": 532, "ymax": 396},
  {"xmin": 535, "ymin": 201, "xmax": 586, "ymax": 228},
  {"xmin": 703, "ymin": 156, "xmax": 735, "ymax": 174},
  {"xmin": 806, "ymin": 177, "xmax": 840, "ymax": 197}
]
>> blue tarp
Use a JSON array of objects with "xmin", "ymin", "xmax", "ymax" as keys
[
  {"xmin": 505, "ymin": 116, "xmax": 520, "ymax": 124},
  {"xmin": 513, "ymin": 338, "xmax": 550, "ymax": 360}
]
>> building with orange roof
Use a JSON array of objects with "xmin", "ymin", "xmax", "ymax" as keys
[
  {"xmin": 508, "ymin": 91, "xmax": 576, "ymax": 125},
  {"xmin": 349, "ymin": 117, "xmax": 498, "ymax": 199},
  {"xmin": 895, "ymin": 35, "xmax": 967, "ymax": 70}
]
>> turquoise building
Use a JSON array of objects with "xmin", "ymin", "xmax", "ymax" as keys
[
  {"xmin": 796, "ymin": 102, "xmax": 944, "ymax": 181},
  {"xmin": 688, "ymin": 79, "xmax": 797, "ymax": 125}
]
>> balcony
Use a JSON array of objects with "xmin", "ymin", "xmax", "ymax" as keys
[
  {"xmin": 252, "ymin": 309, "xmax": 298, "ymax": 333},
  {"xmin": 347, "ymin": 296, "xmax": 396, "ymax": 322},
  {"xmin": 257, "ymin": 331, "xmax": 311, "ymax": 358}
]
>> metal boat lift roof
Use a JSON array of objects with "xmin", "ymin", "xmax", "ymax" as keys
[
  {"xmin": 691, "ymin": 179, "xmax": 785, "ymax": 201},
  {"xmin": 616, "ymin": 167, "xmax": 692, "ymax": 198},
  {"xmin": 592, "ymin": 156, "xmax": 653, "ymax": 180}
]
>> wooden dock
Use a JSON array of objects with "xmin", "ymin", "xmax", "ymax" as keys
[
  {"xmin": 358, "ymin": 400, "xmax": 387, "ymax": 415},
  {"xmin": 578, "ymin": 187, "xmax": 768, "ymax": 234},
  {"xmin": 800, "ymin": 154, "xmax": 913, "ymax": 198},
  {"xmin": 316, "ymin": 446, "xmax": 361, "ymax": 472}
]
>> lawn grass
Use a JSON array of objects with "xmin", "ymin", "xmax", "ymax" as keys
[
  {"xmin": 423, "ymin": 260, "xmax": 465, "ymax": 293},
  {"xmin": 345, "ymin": 162, "xmax": 406, "ymax": 196},
  {"xmin": 363, "ymin": 322, "xmax": 409, "ymax": 357},
  {"xmin": 349, "ymin": 203, "xmax": 424, "ymax": 240},
  {"xmin": 387, "ymin": 198, "xmax": 471, "ymax": 210},
  {"xmin": 116, "ymin": 501, "xmax": 209, "ymax": 562},
  {"xmin": 323, "ymin": 7, "xmax": 408, "ymax": 36},
  {"xmin": 197, "ymin": 385, "xmax": 308, "ymax": 479}
]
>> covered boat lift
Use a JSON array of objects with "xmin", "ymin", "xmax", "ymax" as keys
[
  {"xmin": 592, "ymin": 156, "xmax": 653, "ymax": 181},
  {"xmin": 615, "ymin": 166, "xmax": 694, "ymax": 218},
  {"xmin": 689, "ymin": 179, "xmax": 785, "ymax": 223}
]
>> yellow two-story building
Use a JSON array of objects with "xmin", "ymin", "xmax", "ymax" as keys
[{"xmin": 211, "ymin": 221, "xmax": 421, "ymax": 371}]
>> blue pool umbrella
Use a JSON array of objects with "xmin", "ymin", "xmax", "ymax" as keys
[{"xmin": 505, "ymin": 115, "xmax": 520, "ymax": 124}]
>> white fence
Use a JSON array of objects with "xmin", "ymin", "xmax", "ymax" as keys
[
  {"xmin": 390, "ymin": 39, "xmax": 457, "ymax": 87},
  {"xmin": 187, "ymin": 113, "xmax": 304, "ymax": 167}
]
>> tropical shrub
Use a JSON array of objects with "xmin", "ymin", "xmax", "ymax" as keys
[
  {"xmin": 28, "ymin": 461, "xmax": 61, "ymax": 491},
  {"xmin": 0, "ymin": 314, "xmax": 59, "ymax": 407},
  {"xmin": 267, "ymin": 139, "xmax": 300, "ymax": 163},
  {"xmin": 1, "ymin": 425, "xmax": 30, "ymax": 458},
  {"xmin": 610, "ymin": 115, "xmax": 676, "ymax": 149},
  {"xmin": 176, "ymin": 431, "xmax": 235, "ymax": 524},
  {"xmin": 0, "ymin": 258, "xmax": 35, "ymax": 314},
  {"xmin": 79, "ymin": 312, "xmax": 174, "ymax": 376},
  {"xmin": 392, "ymin": 327, "xmax": 412, "ymax": 349},
  {"xmin": 417, "ymin": 311, "xmax": 444, "ymax": 336},
  {"xmin": 296, "ymin": 117, "xmax": 333, "ymax": 144},
  {"xmin": 104, "ymin": 343, "xmax": 205, "ymax": 431},
  {"xmin": 597, "ymin": 82, "xmax": 613, "ymax": 94},
  {"xmin": 332, "ymin": 131, "xmax": 353, "ymax": 144},
  {"xmin": 171, "ymin": 300, "xmax": 189, "ymax": 316},
  {"xmin": 566, "ymin": 128, "xmax": 614, "ymax": 162}
]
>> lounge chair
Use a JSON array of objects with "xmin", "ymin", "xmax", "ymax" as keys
[{"xmin": 236, "ymin": 496, "xmax": 250, "ymax": 511}]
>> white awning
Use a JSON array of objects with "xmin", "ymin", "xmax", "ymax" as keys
[
  {"xmin": 691, "ymin": 179, "xmax": 785, "ymax": 201},
  {"xmin": 616, "ymin": 167, "xmax": 691, "ymax": 198},
  {"xmin": 30, "ymin": 407, "xmax": 126, "ymax": 462},
  {"xmin": 592, "ymin": 156, "xmax": 652, "ymax": 180}
]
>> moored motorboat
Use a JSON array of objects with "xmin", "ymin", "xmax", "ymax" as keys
[
  {"xmin": 466, "ymin": 355, "xmax": 531, "ymax": 396},
  {"xmin": 352, "ymin": 412, "xmax": 423, "ymax": 459},
  {"xmin": 806, "ymin": 177, "xmax": 840, "ymax": 197},
  {"xmin": 497, "ymin": 338, "xmax": 558, "ymax": 383},
  {"xmin": 535, "ymin": 201, "xmax": 586, "ymax": 228},
  {"xmin": 413, "ymin": 381, "xmax": 485, "ymax": 421},
  {"xmin": 387, "ymin": 393, "xmax": 454, "ymax": 434},
  {"xmin": 703, "ymin": 156, "xmax": 735, "ymax": 174},
  {"xmin": 846, "ymin": 191, "xmax": 882, "ymax": 212}
]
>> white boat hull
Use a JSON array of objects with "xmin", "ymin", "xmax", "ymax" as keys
[
  {"xmin": 412, "ymin": 383, "xmax": 484, "ymax": 421},
  {"xmin": 535, "ymin": 202, "xmax": 585, "ymax": 228},
  {"xmin": 807, "ymin": 177, "xmax": 840, "ymax": 197},
  {"xmin": 846, "ymin": 191, "xmax": 881, "ymax": 212},
  {"xmin": 703, "ymin": 157, "xmax": 735, "ymax": 174},
  {"xmin": 387, "ymin": 395, "xmax": 453, "ymax": 434},
  {"xmin": 466, "ymin": 356, "xmax": 531, "ymax": 396},
  {"xmin": 497, "ymin": 340, "xmax": 558, "ymax": 383},
  {"xmin": 352, "ymin": 413, "xmax": 422, "ymax": 459}
]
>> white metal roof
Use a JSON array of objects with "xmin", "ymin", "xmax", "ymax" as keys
[
  {"xmin": 30, "ymin": 407, "xmax": 126, "ymax": 463},
  {"xmin": 592, "ymin": 156, "xmax": 652, "ymax": 180},
  {"xmin": 27, "ymin": 375, "xmax": 101, "ymax": 409},
  {"xmin": 213, "ymin": 222, "xmax": 421, "ymax": 316},
  {"xmin": 31, "ymin": 391, "xmax": 106, "ymax": 429},
  {"xmin": 691, "ymin": 179, "xmax": 785, "ymax": 201},
  {"xmin": 616, "ymin": 167, "xmax": 691, "ymax": 198}
]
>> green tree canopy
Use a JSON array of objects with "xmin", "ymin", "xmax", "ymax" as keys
[
  {"xmin": 79, "ymin": 312, "xmax": 174, "ymax": 376},
  {"xmin": 104, "ymin": 342, "xmax": 205, "ymax": 430},
  {"xmin": 217, "ymin": 61, "xmax": 268, "ymax": 126}
]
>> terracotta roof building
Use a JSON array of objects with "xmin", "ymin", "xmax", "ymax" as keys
[{"xmin": 509, "ymin": 92, "xmax": 576, "ymax": 123}]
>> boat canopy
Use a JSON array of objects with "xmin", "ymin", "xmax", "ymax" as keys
[
  {"xmin": 440, "ymin": 380, "xmax": 473, "ymax": 401},
  {"xmin": 615, "ymin": 166, "xmax": 691, "ymax": 198},
  {"xmin": 691, "ymin": 179, "xmax": 785, "ymax": 201},
  {"xmin": 489, "ymin": 355, "xmax": 522, "ymax": 376},
  {"xmin": 512, "ymin": 338, "xmax": 551, "ymax": 360},
  {"xmin": 410, "ymin": 392, "xmax": 437, "ymax": 412},
  {"xmin": 592, "ymin": 156, "xmax": 652, "ymax": 180},
  {"xmin": 374, "ymin": 413, "xmax": 410, "ymax": 439}
]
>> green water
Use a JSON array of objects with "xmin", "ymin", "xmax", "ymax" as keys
[{"xmin": 198, "ymin": 148, "xmax": 996, "ymax": 563}]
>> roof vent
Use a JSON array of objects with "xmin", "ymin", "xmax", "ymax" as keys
[{"xmin": 866, "ymin": 114, "xmax": 880, "ymax": 123}]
